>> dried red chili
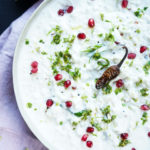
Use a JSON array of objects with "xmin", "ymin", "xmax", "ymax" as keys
[{"xmin": 96, "ymin": 46, "xmax": 128, "ymax": 89}]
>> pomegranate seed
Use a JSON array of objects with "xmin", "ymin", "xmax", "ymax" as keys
[
  {"xmin": 121, "ymin": 0, "xmax": 128, "ymax": 8},
  {"xmin": 86, "ymin": 141, "xmax": 93, "ymax": 148},
  {"xmin": 128, "ymin": 53, "xmax": 136, "ymax": 59},
  {"xmin": 54, "ymin": 74, "xmax": 63, "ymax": 81},
  {"xmin": 31, "ymin": 61, "xmax": 38, "ymax": 68},
  {"xmin": 86, "ymin": 127, "xmax": 94, "ymax": 133},
  {"xmin": 72, "ymin": 86, "xmax": 77, "ymax": 90},
  {"xmin": 140, "ymin": 104, "xmax": 149, "ymax": 111},
  {"xmin": 65, "ymin": 101, "xmax": 72, "ymax": 108},
  {"xmin": 81, "ymin": 134, "xmax": 88, "ymax": 142},
  {"xmin": 88, "ymin": 18, "xmax": 95, "ymax": 28},
  {"xmin": 131, "ymin": 148, "xmax": 136, "ymax": 150},
  {"xmin": 46, "ymin": 99, "xmax": 53, "ymax": 108},
  {"xmin": 58, "ymin": 9, "xmax": 64, "ymax": 16},
  {"xmin": 77, "ymin": 33, "xmax": 86, "ymax": 40},
  {"xmin": 120, "ymin": 33, "xmax": 124, "ymax": 36},
  {"xmin": 31, "ymin": 68, "xmax": 38, "ymax": 74},
  {"xmin": 120, "ymin": 133, "xmax": 128, "ymax": 140},
  {"xmin": 64, "ymin": 80, "xmax": 71, "ymax": 88},
  {"xmin": 148, "ymin": 132, "xmax": 150, "ymax": 137},
  {"xmin": 67, "ymin": 6, "xmax": 73, "ymax": 13},
  {"xmin": 116, "ymin": 79, "xmax": 124, "ymax": 88},
  {"xmin": 140, "ymin": 46, "xmax": 147, "ymax": 53},
  {"xmin": 115, "ymin": 41, "xmax": 120, "ymax": 45}
]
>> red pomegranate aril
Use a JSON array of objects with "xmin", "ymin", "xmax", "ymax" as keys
[
  {"xmin": 140, "ymin": 104, "xmax": 149, "ymax": 111},
  {"xmin": 64, "ymin": 80, "xmax": 71, "ymax": 88},
  {"xmin": 77, "ymin": 33, "xmax": 86, "ymax": 40},
  {"xmin": 120, "ymin": 133, "xmax": 128, "ymax": 140},
  {"xmin": 86, "ymin": 141, "xmax": 93, "ymax": 148},
  {"xmin": 131, "ymin": 148, "xmax": 136, "ymax": 150},
  {"xmin": 67, "ymin": 6, "xmax": 73, "ymax": 13},
  {"xmin": 121, "ymin": 0, "xmax": 128, "ymax": 8},
  {"xmin": 86, "ymin": 127, "xmax": 94, "ymax": 133},
  {"xmin": 88, "ymin": 18, "xmax": 95, "ymax": 28},
  {"xmin": 148, "ymin": 132, "xmax": 150, "ymax": 137},
  {"xmin": 81, "ymin": 134, "xmax": 88, "ymax": 142},
  {"xmin": 54, "ymin": 74, "xmax": 63, "ymax": 81},
  {"xmin": 140, "ymin": 46, "xmax": 147, "ymax": 53},
  {"xmin": 65, "ymin": 101, "xmax": 72, "ymax": 108},
  {"xmin": 116, "ymin": 79, "xmax": 124, "ymax": 88},
  {"xmin": 46, "ymin": 99, "xmax": 53, "ymax": 108},
  {"xmin": 58, "ymin": 9, "xmax": 64, "ymax": 16},
  {"xmin": 31, "ymin": 68, "xmax": 38, "ymax": 74},
  {"xmin": 115, "ymin": 41, "xmax": 120, "ymax": 45},
  {"xmin": 128, "ymin": 53, "xmax": 136, "ymax": 59},
  {"xmin": 72, "ymin": 86, "xmax": 77, "ymax": 90},
  {"xmin": 31, "ymin": 61, "xmax": 38, "ymax": 68}
]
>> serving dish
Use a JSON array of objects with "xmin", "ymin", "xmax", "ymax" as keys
[{"xmin": 13, "ymin": 0, "xmax": 150, "ymax": 150}]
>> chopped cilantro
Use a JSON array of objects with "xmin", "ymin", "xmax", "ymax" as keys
[
  {"xmin": 102, "ymin": 105, "xmax": 111, "ymax": 115},
  {"xmin": 51, "ymin": 49, "xmax": 73, "ymax": 75},
  {"xmin": 39, "ymin": 39, "xmax": 44, "ymax": 44},
  {"xmin": 63, "ymin": 35, "xmax": 76, "ymax": 47},
  {"xmin": 47, "ymin": 25, "xmax": 63, "ymax": 35},
  {"xmin": 105, "ymin": 20, "xmax": 111, "ymax": 23},
  {"xmin": 48, "ymin": 26, "xmax": 63, "ymax": 45},
  {"xmin": 101, "ymin": 106, "xmax": 116, "ymax": 123},
  {"xmin": 119, "ymin": 139, "xmax": 131, "ymax": 147},
  {"xmin": 26, "ymin": 102, "xmax": 32, "ymax": 108},
  {"xmin": 143, "ymin": 61, "xmax": 150, "ymax": 74},
  {"xmin": 25, "ymin": 39, "xmax": 29, "ymax": 45},
  {"xmin": 135, "ymin": 29, "xmax": 141, "ymax": 34},
  {"xmin": 82, "ymin": 44, "xmax": 102, "ymax": 53},
  {"xmin": 91, "ymin": 121, "xmax": 102, "ymax": 131},
  {"xmin": 104, "ymin": 33, "xmax": 115, "ymax": 42},
  {"xmin": 81, "ymin": 95, "xmax": 88, "ymax": 100},
  {"xmin": 57, "ymin": 79, "xmax": 66, "ymax": 86},
  {"xmin": 135, "ymin": 79, "xmax": 142, "ymax": 87},
  {"xmin": 115, "ymin": 88, "xmax": 122, "ymax": 95},
  {"xmin": 102, "ymin": 84, "xmax": 112, "ymax": 95},
  {"xmin": 134, "ymin": 7, "xmax": 148, "ymax": 18},
  {"xmin": 41, "ymin": 51, "xmax": 47, "ymax": 55},
  {"xmin": 74, "ymin": 110, "xmax": 92, "ymax": 120},
  {"xmin": 86, "ymin": 83, "xmax": 90, "ymax": 87},
  {"xmin": 132, "ymin": 98, "xmax": 138, "ymax": 102},
  {"xmin": 92, "ymin": 52, "xmax": 101, "ymax": 60},
  {"xmin": 48, "ymin": 81, "xmax": 51, "ymax": 86},
  {"xmin": 98, "ymin": 33, "xmax": 103, "ymax": 38},
  {"xmin": 140, "ymin": 88, "xmax": 149, "ymax": 97},
  {"xmin": 100, "ymin": 13, "xmax": 104, "ymax": 21},
  {"xmin": 35, "ymin": 47, "xmax": 40, "ymax": 53},
  {"xmin": 59, "ymin": 121, "xmax": 63, "ymax": 125},
  {"xmin": 69, "ymin": 68, "xmax": 81, "ymax": 81},
  {"xmin": 129, "ymin": 60, "xmax": 134, "ymax": 67},
  {"xmin": 51, "ymin": 34, "xmax": 61, "ymax": 44},
  {"xmin": 72, "ymin": 121, "xmax": 78, "ymax": 126},
  {"xmin": 97, "ymin": 57, "xmax": 110, "ymax": 70},
  {"xmin": 85, "ymin": 39, "xmax": 90, "ymax": 42},
  {"xmin": 93, "ymin": 93, "xmax": 97, "ymax": 98},
  {"xmin": 141, "ymin": 112, "xmax": 148, "ymax": 125}
]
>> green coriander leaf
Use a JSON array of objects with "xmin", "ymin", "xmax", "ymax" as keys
[{"xmin": 26, "ymin": 102, "xmax": 32, "ymax": 109}]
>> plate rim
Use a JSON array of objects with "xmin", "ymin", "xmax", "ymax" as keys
[{"xmin": 12, "ymin": 0, "xmax": 54, "ymax": 149}]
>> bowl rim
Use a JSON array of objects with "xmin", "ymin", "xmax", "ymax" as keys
[{"xmin": 12, "ymin": 0, "xmax": 54, "ymax": 149}]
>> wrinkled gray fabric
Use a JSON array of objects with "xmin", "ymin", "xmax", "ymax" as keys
[{"xmin": 0, "ymin": 1, "xmax": 48, "ymax": 149}]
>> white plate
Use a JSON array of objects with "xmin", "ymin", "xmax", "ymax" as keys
[{"xmin": 13, "ymin": 0, "xmax": 53, "ymax": 149}]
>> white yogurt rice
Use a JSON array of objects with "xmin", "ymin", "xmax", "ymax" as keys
[{"xmin": 16, "ymin": 0, "xmax": 150, "ymax": 149}]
